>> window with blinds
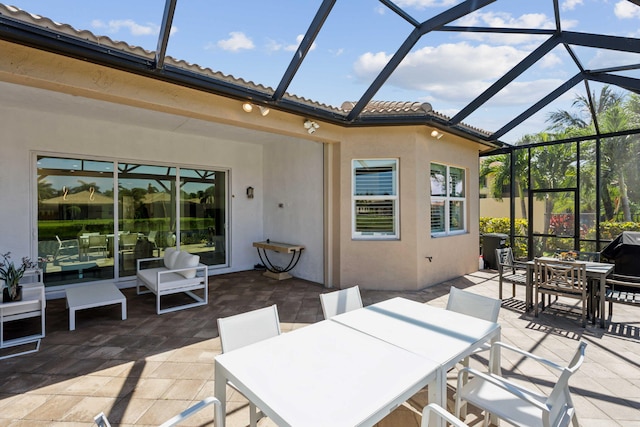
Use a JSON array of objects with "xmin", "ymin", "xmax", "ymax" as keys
[
  {"xmin": 430, "ymin": 163, "xmax": 466, "ymax": 236},
  {"xmin": 352, "ymin": 159, "xmax": 398, "ymax": 239}
]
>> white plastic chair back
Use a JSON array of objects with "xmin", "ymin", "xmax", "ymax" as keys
[
  {"xmin": 546, "ymin": 341, "xmax": 587, "ymax": 426},
  {"xmin": 320, "ymin": 285, "xmax": 363, "ymax": 319},
  {"xmin": 217, "ymin": 304, "xmax": 281, "ymax": 353},
  {"xmin": 446, "ymin": 286, "xmax": 501, "ymax": 323}
]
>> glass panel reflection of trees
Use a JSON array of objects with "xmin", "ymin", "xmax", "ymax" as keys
[
  {"xmin": 480, "ymin": 87, "xmax": 640, "ymax": 260},
  {"xmin": 37, "ymin": 157, "xmax": 227, "ymax": 287}
]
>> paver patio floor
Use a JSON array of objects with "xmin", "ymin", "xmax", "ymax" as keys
[{"xmin": 1, "ymin": 269, "xmax": 638, "ymax": 426}]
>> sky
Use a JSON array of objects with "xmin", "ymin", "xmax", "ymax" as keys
[{"xmin": 7, "ymin": 0, "xmax": 640, "ymax": 144}]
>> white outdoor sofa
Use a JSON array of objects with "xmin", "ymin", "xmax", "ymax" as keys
[{"xmin": 136, "ymin": 248, "xmax": 208, "ymax": 314}]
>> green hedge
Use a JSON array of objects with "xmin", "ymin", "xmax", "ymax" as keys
[
  {"xmin": 38, "ymin": 218, "xmax": 216, "ymax": 241},
  {"xmin": 480, "ymin": 217, "xmax": 528, "ymax": 258},
  {"xmin": 480, "ymin": 217, "xmax": 640, "ymax": 258}
]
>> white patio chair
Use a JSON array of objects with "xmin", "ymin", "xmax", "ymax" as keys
[
  {"xmin": 446, "ymin": 286, "xmax": 501, "ymax": 361},
  {"xmin": 217, "ymin": 305, "xmax": 281, "ymax": 427},
  {"xmin": 421, "ymin": 403, "xmax": 468, "ymax": 427},
  {"xmin": 455, "ymin": 340, "xmax": 587, "ymax": 427},
  {"xmin": 55, "ymin": 235, "xmax": 79, "ymax": 261},
  {"xmin": 94, "ymin": 396, "xmax": 222, "ymax": 427},
  {"xmin": 446, "ymin": 286, "xmax": 501, "ymax": 416},
  {"xmin": 319, "ymin": 285, "xmax": 363, "ymax": 319},
  {"xmin": 446, "ymin": 286, "xmax": 501, "ymax": 324}
]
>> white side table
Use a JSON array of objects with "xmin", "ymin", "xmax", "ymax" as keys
[
  {"xmin": 0, "ymin": 281, "xmax": 46, "ymax": 359},
  {"xmin": 66, "ymin": 283, "xmax": 127, "ymax": 331}
]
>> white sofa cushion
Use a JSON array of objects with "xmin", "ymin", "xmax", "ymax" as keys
[
  {"xmin": 163, "ymin": 247, "xmax": 179, "ymax": 269},
  {"xmin": 175, "ymin": 251, "xmax": 200, "ymax": 278}
]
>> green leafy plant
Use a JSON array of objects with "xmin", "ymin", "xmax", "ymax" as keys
[{"xmin": 0, "ymin": 252, "xmax": 37, "ymax": 299}]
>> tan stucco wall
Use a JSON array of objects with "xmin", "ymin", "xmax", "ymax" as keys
[
  {"xmin": 417, "ymin": 132, "xmax": 481, "ymax": 287},
  {"xmin": 334, "ymin": 127, "xmax": 482, "ymax": 291},
  {"xmin": 1, "ymin": 38, "xmax": 486, "ymax": 292},
  {"xmin": 337, "ymin": 128, "xmax": 420, "ymax": 290}
]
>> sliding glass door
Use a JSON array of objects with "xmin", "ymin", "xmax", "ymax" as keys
[
  {"xmin": 179, "ymin": 168, "xmax": 226, "ymax": 266},
  {"xmin": 37, "ymin": 157, "xmax": 115, "ymax": 286},
  {"xmin": 117, "ymin": 163, "xmax": 177, "ymax": 277},
  {"xmin": 37, "ymin": 156, "xmax": 228, "ymax": 287}
]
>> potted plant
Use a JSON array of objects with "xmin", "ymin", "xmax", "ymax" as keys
[{"xmin": 0, "ymin": 252, "xmax": 37, "ymax": 302}]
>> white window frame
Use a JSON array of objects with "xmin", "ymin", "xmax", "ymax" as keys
[
  {"xmin": 430, "ymin": 163, "xmax": 467, "ymax": 237},
  {"xmin": 352, "ymin": 158, "xmax": 399, "ymax": 240}
]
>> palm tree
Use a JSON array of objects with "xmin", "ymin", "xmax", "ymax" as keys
[
  {"xmin": 547, "ymin": 85, "xmax": 636, "ymax": 221},
  {"xmin": 480, "ymin": 148, "xmax": 528, "ymax": 219},
  {"xmin": 37, "ymin": 180, "xmax": 56, "ymax": 201},
  {"xmin": 546, "ymin": 85, "xmax": 623, "ymax": 132}
]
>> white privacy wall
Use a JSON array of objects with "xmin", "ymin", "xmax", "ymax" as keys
[
  {"xmin": 262, "ymin": 137, "xmax": 325, "ymax": 284},
  {"xmin": 0, "ymin": 98, "xmax": 323, "ymax": 284}
]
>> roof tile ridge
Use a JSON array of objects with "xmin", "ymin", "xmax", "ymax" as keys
[{"xmin": 0, "ymin": 4, "xmax": 154, "ymax": 59}]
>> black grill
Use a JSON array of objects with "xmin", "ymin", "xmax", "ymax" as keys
[{"xmin": 601, "ymin": 232, "xmax": 640, "ymax": 276}]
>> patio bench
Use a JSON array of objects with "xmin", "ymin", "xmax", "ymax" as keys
[
  {"xmin": 136, "ymin": 248, "xmax": 208, "ymax": 314},
  {"xmin": 603, "ymin": 274, "xmax": 640, "ymax": 319}
]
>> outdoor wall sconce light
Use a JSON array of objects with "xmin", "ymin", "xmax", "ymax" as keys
[
  {"xmin": 246, "ymin": 186, "xmax": 254, "ymax": 199},
  {"xmin": 242, "ymin": 103, "xmax": 270, "ymax": 116},
  {"xmin": 431, "ymin": 129, "xmax": 444, "ymax": 139},
  {"xmin": 304, "ymin": 119, "xmax": 320, "ymax": 134}
]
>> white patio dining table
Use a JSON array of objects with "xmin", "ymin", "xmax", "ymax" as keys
[{"xmin": 214, "ymin": 297, "xmax": 501, "ymax": 427}]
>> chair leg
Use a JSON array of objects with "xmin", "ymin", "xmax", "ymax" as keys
[
  {"xmin": 454, "ymin": 389, "xmax": 463, "ymax": 420},
  {"xmin": 498, "ymin": 277, "xmax": 503, "ymax": 300},
  {"xmin": 512, "ymin": 282, "xmax": 516, "ymax": 299},
  {"xmin": 249, "ymin": 403, "xmax": 264, "ymax": 427},
  {"xmin": 571, "ymin": 412, "xmax": 579, "ymax": 427},
  {"xmin": 458, "ymin": 357, "xmax": 470, "ymax": 418},
  {"xmin": 249, "ymin": 404, "xmax": 258, "ymax": 427}
]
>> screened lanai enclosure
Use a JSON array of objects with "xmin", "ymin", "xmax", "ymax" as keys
[
  {"xmin": 2, "ymin": 0, "xmax": 640, "ymax": 282},
  {"xmin": 480, "ymin": 109, "xmax": 640, "ymax": 260}
]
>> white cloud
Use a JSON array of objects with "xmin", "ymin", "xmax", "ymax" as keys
[
  {"xmin": 538, "ymin": 52, "xmax": 562, "ymax": 69},
  {"xmin": 353, "ymin": 42, "xmax": 562, "ymax": 106},
  {"xmin": 393, "ymin": 0, "xmax": 457, "ymax": 9},
  {"xmin": 614, "ymin": 0, "xmax": 640, "ymax": 19},
  {"xmin": 456, "ymin": 12, "xmax": 556, "ymax": 45},
  {"xmin": 91, "ymin": 19, "xmax": 165, "ymax": 37},
  {"xmin": 284, "ymin": 34, "xmax": 317, "ymax": 52},
  {"xmin": 267, "ymin": 34, "xmax": 316, "ymax": 53},
  {"xmin": 217, "ymin": 32, "xmax": 254, "ymax": 52},
  {"xmin": 587, "ymin": 49, "xmax": 640, "ymax": 69},
  {"xmin": 266, "ymin": 39, "xmax": 283, "ymax": 52},
  {"xmin": 561, "ymin": 0, "xmax": 583, "ymax": 11}
]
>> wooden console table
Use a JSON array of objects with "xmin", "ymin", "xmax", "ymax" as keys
[{"xmin": 253, "ymin": 241, "xmax": 305, "ymax": 280}]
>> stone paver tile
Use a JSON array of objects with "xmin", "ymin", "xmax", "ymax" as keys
[
  {"xmin": 61, "ymin": 396, "xmax": 118, "ymax": 423},
  {"xmin": 161, "ymin": 379, "xmax": 207, "ymax": 400},
  {"xmin": 0, "ymin": 394, "xmax": 49, "ymax": 420},
  {"xmin": 23, "ymin": 394, "xmax": 83, "ymax": 421},
  {"xmin": 107, "ymin": 397, "xmax": 156, "ymax": 425},
  {"xmin": 130, "ymin": 378, "xmax": 175, "ymax": 399}
]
